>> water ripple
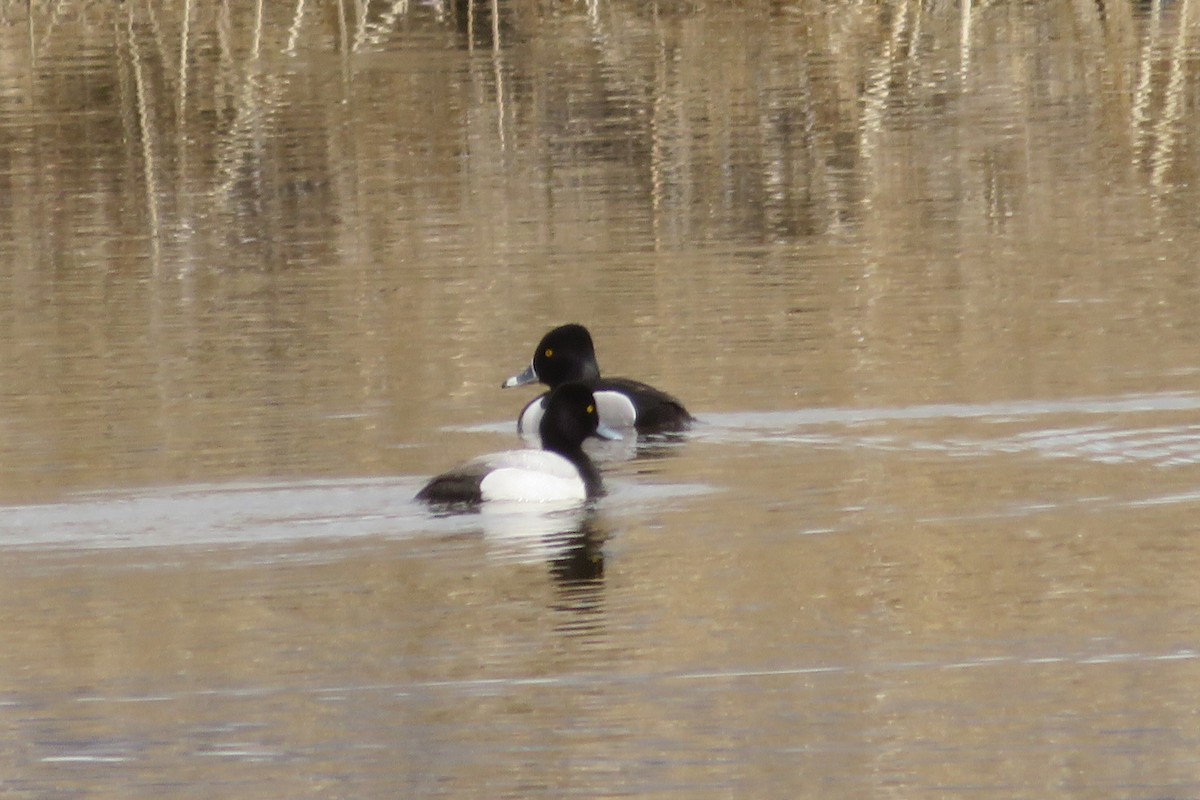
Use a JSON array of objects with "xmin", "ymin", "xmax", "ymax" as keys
[
  {"xmin": 701, "ymin": 392, "xmax": 1200, "ymax": 467},
  {"xmin": 55, "ymin": 646, "xmax": 1200, "ymax": 706}
]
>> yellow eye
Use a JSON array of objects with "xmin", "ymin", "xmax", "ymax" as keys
[
  {"xmin": 586, "ymin": 404, "xmax": 595, "ymax": 414},
  {"xmin": 544, "ymin": 348, "xmax": 553, "ymax": 358}
]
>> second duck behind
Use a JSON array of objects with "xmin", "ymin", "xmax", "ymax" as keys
[{"xmin": 501, "ymin": 323, "xmax": 693, "ymax": 436}]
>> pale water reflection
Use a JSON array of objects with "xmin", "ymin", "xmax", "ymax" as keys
[{"xmin": 4, "ymin": 0, "xmax": 1200, "ymax": 797}]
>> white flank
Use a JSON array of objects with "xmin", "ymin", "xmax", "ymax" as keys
[
  {"xmin": 477, "ymin": 450, "xmax": 586, "ymax": 503},
  {"xmin": 518, "ymin": 398, "xmax": 546, "ymax": 437},
  {"xmin": 595, "ymin": 391, "xmax": 637, "ymax": 428},
  {"xmin": 520, "ymin": 390, "xmax": 636, "ymax": 437}
]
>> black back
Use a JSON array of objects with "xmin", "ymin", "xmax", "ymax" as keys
[{"xmin": 414, "ymin": 461, "xmax": 489, "ymax": 505}]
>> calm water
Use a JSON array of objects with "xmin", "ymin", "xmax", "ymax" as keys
[{"xmin": 3, "ymin": 0, "xmax": 1200, "ymax": 796}]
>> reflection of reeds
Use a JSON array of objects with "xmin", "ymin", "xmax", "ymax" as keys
[
  {"xmin": 860, "ymin": 0, "xmax": 912, "ymax": 210},
  {"xmin": 252, "ymin": 0, "xmax": 264, "ymax": 58},
  {"xmin": 178, "ymin": 0, "xmax": 193, "ymax": 121},
  {"xmin": 490, "ymin": 0, "xmax": 507, "ymax": 150},
  {"xmin": 959, "ymin": 0, "xmax": 971, "ymax": 75},
  {"xmin": 1149, "ymin": 0, "xmax": 1195, "ymax": 203},
  {"xmin": 285, "ymin": 0, "xmax": 306, "ymax": 55},
  {"xmin": 353, "ymin": 0, "xmax": 417, "ymax": 52},
  {"xmin": 123, "ymin": 0, "xmax": 163, "ymax": 272},
  {"xmin": 1123, "ymin": 0, "xmax": 1200, "ymax": 216},
  {"xmin": 1132, "ymin": 0, "xmax": 1162, "ymax": 149},
  {"xmin": 14, "ymin": 0, "xmax": 1200, "ymax": 258}
]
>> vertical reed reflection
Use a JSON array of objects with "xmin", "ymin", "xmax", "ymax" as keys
[
  {"xmin": 17, "ymin": 0, "xmax": 1200, "ymax": 258},
  {"xmin": 125, "ymin": 0, "xmax": 164, "ymax": 273}
]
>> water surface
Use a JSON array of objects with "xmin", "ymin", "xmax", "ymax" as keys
[{"xmin": 3, "ymin": 1, "xmax": 1200, "ymax": 796}]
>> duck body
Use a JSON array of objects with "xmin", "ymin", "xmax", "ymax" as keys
[
  {"xmin": 515, "ymin": 377, "xmax": 689, "ymax": 436},
  {"xmin": 417, "ymin": 382, "xmax": 614, "ymax": 507},
  {"xmin": 503, "ymin": 324, "xmax": 693, "ymax": 435},
  {"xmin": 415, "ymin": 448, "xmax": 599, "ymax": 505}
]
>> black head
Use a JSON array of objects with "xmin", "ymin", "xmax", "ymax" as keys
[
  {"xmin": 538, "ymin": 382, "xmax": 603, "ymax": 455},
  {"xmin": 530, "ymin": 324, "xmax": 601, "ymax": 387}
]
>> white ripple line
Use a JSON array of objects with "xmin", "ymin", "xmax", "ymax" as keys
[{"xmin": 57, "ymin": 649, "xmax": 1200, "ymax": 706}]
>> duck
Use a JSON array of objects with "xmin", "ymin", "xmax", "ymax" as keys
[
  {"xmin": 501, "ymin": 323, "xmax": 693, "ymax": 435},
  {"xmin": 416, "ymin": 382, "xmax": 619, "ymax": 506}
]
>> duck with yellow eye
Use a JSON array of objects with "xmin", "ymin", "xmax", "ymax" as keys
[
  {"xmin": 417, "ymin": 383, "xmax": 620, "ymax": 507},
  {"xmin": 502, "ymin": 323, "xmax": 693, "ymax": 436}
]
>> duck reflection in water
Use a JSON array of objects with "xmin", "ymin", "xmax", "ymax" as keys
[
  {"xmin": 484, "ymin": 508, "xmax": 610, "ymax": 641},
  {"xmin": 547, "ymin": 514, "xmax": 608, "ymax": 642}
]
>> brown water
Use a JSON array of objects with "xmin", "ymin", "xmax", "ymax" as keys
[{"xmin": 3, "ymin": 0, "xmax": 1200, "ymax": 796}]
